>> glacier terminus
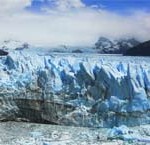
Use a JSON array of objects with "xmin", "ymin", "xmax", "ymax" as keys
[{"xmin": 0, "ymin": 47, "xmax": 150, "ymax": 128}]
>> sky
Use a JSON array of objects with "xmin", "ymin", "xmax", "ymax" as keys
[
  {"xmin": 0, "ymin": 0, "xmax": 150, "ymax": 46},
  {"xmin": 29, "ymin": 0, "xmax": 150, "ymax": 13}
]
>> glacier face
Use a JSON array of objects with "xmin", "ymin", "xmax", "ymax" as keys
[{"xmin": 0, "ymin": 48, "xmax": 150, "ymax": 127}]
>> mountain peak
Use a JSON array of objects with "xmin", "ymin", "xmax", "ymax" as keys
[
  {"xmin": 94, "ymin": 37, "xmax": 140, "ymax": 54},
  {"xmin": 0, "ymin": 39, "xmax": 30, "ymax": 51}
]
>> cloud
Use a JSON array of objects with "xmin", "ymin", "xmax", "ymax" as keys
[
  {"xmin": 0, "ymin": 0, "xmax": 31, "ymax": 15},
  {"xmin": 28, "ymin": 0, "xmax": 85, "ymax": 12},
  {"xmin": 53, "ymin": 0, "xmax": 85, "ymax": 11},
  {"xmin": 0, "ymin": 0, "xmax": 150, "ymax": 46}
]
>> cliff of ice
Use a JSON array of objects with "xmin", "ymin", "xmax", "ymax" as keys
[{"xmin": 0, "ymin": 47, "xmax": 150, "ymax": 127}]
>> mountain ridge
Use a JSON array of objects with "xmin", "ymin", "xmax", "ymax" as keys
[
  {"xmin": 0, "ymin": 38, "xmax": 141, "ymax": 54},
  {"xmin": 124, "ymin": 40, "xmax": 150, "ymax": 56},
  {"xmin": 94, "ymin": 37, "xmax": 140, "ymax": 54}
]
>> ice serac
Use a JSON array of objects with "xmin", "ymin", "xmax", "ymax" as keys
[{"xmin": 0, "ymin": 48, "xmax": 150, "ymax": 127}]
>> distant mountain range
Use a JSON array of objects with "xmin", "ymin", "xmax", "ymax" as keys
[
  {"xmin": 1, "ymin": 38, "xmax": 149, "ymax": 56},
  {"xmin": 48, "ymin": 37, "xmax": 142, "ymax": 54},
  {"xmin": 94, "ymin": 37, "xmax": 140, "ymax": 54},
  {"xmin": 0, "ymin": 40, "xmax": 29, "ymax": 51},
  {"xmin": 124, "ymin": 40, "xmax": 150, "ymax": 56}
]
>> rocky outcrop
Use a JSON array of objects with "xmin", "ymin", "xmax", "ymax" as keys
[
  {"xmin": 0, "ymin": 48, "xmax": 150, "ymax": 127},
  {"xmin": 0, "ymin": 40, "xmax": 30, "ymax": 51},
  {"xmin": 95, "ymin": 37, "xmax": 140, "ymax": 54},
  {"xmin": 124, "ymin": 40, "xmax": 150, "ymax": 56},
  {"xmin": 0, "ymin": 49, "xmax": 8, "ymax": 56}
]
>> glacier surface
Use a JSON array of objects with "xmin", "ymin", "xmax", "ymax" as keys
[{"xmin": 0, "ymin": 48, "xmax": 150, "ymax": 127}]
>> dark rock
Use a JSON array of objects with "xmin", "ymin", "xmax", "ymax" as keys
[
  {"xmin": 72, "ymin": 49, "xmax": 83, "ymax": 53},
  {"xmin": 0, "ymin": 49, "xmax": 8, "ymax": 56},
  {"xmin": 15, "ymin": 43, "xmax": 29, "ymax": 50},
  {"xmin": 124, "ymin": 40, "xmax": 150, "ymax": 56},
  {"xmin": 95, "ymin": 37, "xmax": 140, "ymax": 54}
]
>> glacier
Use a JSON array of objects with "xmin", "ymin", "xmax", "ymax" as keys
[{"xmin": 0, "ymin": 47, "xmax": 150, "ymax": 128}]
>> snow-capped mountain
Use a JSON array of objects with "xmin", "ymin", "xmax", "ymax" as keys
[
  {"xmin": 0, "ymin": 38, "xmax": 140, "ymax": 54},
  {"xmin": 0, "ymin": 40, "xmax": 30, "ymax": 51},
  {"xmin": 95, "ymin": 37, "xmax": 140, "ymax": 54}
]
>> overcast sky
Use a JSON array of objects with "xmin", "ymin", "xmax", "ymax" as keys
[{"xmin": 0, "ymin": 0, "xmax": 150, "ymax": 46}]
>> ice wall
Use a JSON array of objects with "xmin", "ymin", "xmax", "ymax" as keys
[{"xmin": 0, "ymin": 49, "xmax": 150, "ymax": 127}]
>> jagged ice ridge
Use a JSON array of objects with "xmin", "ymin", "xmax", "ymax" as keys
[{"xmin": 0, "ymin": 48, "xmax": 150, "ymax": 127}]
